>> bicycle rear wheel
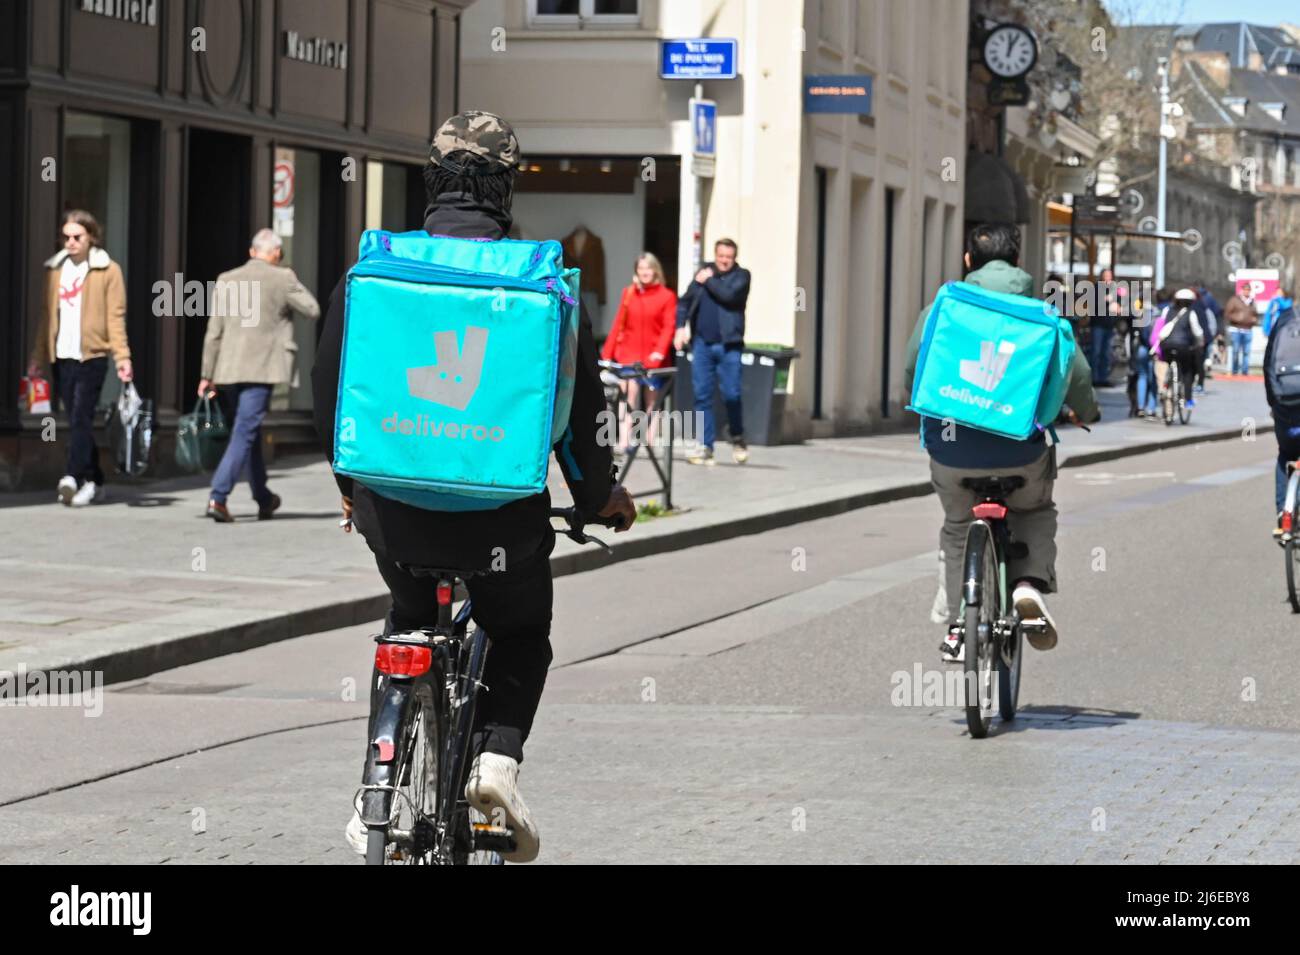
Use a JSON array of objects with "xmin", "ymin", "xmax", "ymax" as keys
[
  {"xmin": 381, "ymin": 686, "xmax": 444, "ymax": 865},
  {"xmin": 1287, "ymin": 535, "xmax": 1300, "ymax": 614},
  {"xmin": 1178, "ymin": 369, "xmax": 1193, "ymax": 424},
  {"xmin": 962, "ymin": 523, "xmax": 998, "ymax": 739}
]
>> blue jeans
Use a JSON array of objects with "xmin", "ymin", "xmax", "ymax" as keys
[
  {"xmin": 1090, "ymin": 325, "xmax": 1114, "ymax": 384},
  {"xmin": 210, "ymin": 383, "xmax": 272, "ymax": 506},
  {"xmin": 1230, "ymin": 328, "xmax": 1253, "ymax": 375},
  {"xmin": 691, "ymin": 340, "xmax": 743, "ymax": 450},
  {"xmin": 1133, "ymin": 344, "xmax": 1155, "ymax": 412}
]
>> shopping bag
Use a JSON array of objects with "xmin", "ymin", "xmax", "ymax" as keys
[
  {"xmin": 108, "ymin": 381, "xmax": 154, "ymax": 478},
  {"xmin": 18, "ymin": 374, "xmax": 53, "ymax": 414}
]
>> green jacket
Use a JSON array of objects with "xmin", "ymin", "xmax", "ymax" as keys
[{"xmin": 902, "ymin": 260, "xmax": 1099, "ymax": 467}]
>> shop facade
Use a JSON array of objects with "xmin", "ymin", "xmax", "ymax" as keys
[{"xmin": 0, "ymin": 0, "xmax": 467, "ymax": 489}]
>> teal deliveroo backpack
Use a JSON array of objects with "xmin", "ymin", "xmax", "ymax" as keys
[
  {"xmin": 333, "ymin": 229, "xmax": 581, "ymax": 511},
  {"xmin": 908, "ymin": 280, "xmax": 1076, "ymax": 440}
]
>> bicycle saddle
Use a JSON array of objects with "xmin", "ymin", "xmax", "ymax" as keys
[{"xmin": 959, "ymin": 475, "xmax": 1026, "ymax": 498}]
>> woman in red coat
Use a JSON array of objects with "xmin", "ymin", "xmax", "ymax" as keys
[{"xmin": 601, "ymin": 252, "xmax": 677, "ymax": 453}]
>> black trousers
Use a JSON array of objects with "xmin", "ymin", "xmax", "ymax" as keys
[
  {"xmin": 371, "ymin": 529, "xmax": 556, "ymax": 764},
  {"xmin": 56, "ymin": 357, "xmax": 108, "ymax": 485}
]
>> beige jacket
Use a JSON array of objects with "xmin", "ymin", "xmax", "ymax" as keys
[
  {"xmin": 200, "ymin": 258, "xmax": 321, "ymax": 385},
  {"xmin": 33, "ymin": 246, "xmax": 130, "ymax": 367}
]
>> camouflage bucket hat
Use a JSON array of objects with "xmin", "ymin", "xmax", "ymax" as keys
[{"xmin": 429, "ymin": 110, "xmax": 520, "ymax": 173}]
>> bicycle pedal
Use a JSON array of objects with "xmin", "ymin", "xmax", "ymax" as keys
[
  {"xmin": 1020, "ymin": 619, "xmax": 1047, "ymax": 633},
  {"xmin": 471, "ymin": 823, "xmax": 517, "ymax": 853}
]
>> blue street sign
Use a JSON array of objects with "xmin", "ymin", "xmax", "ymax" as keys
[
  {"xmin": 804, "ymin": 75, "xmax": 873, "ymax": 115},
  {"xmin": 660, "ymin": 38, "xmax": 738, "ymax": 80},
  {"xmin": 691, "ymin": 99, "xmax": 717, "ymax": 157}
]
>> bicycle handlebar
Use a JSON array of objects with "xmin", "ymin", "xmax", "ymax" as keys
[{"xmin": 549, "ymin": 506, "xmax": 627, "ymax": 553}]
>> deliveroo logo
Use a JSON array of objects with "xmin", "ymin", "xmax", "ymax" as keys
[
  {"xmin": 959, "ymin": 340, "xmax": 1016, "ymax": 391},
  {"xmin": 407, "ymin": 326, "xmax": 489, "ymax": 410}
]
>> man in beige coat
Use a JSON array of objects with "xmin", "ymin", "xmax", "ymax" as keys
[
  {"xmin": 28, "ymin": 210, "xmax": 133, "ymax": 507},
  {"xmin": 199, "ymin": 228, "xmax": 320, "ymax": 522}
]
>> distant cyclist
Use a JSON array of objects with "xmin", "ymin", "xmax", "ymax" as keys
[
  {"xmin": 312, "ymin": 111, "xmax": 636, "ymax": 862},
  {"xmin": 1264, "ymin": 289, "xmax": 1300, "ymax": 532},
  {"xmin": 903, "ymin": 224, "xmax": 1100, "ymax": 661},
  {"xmin": 1150, "ymin": 288, "xmax": 1204, "ymax": 410}
]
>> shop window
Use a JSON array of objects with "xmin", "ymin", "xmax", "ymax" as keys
[
  {"xmin": 365, "ymin": 160, "xmax": 422, "ymax": 232},
  {"xmin": 530, "ymin": 0, "xmax": 640, "ymax": 25},
  {"xmin": 271, "ymin": 146, "xmax": 319, "ymax": 412},
  {"xmin": 63, "ymin": 111, "xmax": 133, "ymax": 409},
  {"xmin": 64, "ymin": 112, "xmax": 132, "ymax": 277}
]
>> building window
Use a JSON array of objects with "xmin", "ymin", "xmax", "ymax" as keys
[
  {"xmin": 64, "ymin": 112, "xmax": 133, "ymax": 277},
  {"xmin": 272, "ymin": 145, "xmax": 320, "ymax": 412},
  {"xmin": 530, "ymin": 0, "xmax": 640, "ymax": 26}
]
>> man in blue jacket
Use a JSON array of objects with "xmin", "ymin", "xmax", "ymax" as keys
[{"xmin": 674, "ymin": 238, "xmax": 752, "ymax": 465}]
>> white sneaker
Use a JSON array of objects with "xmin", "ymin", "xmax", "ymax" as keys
[
  {"xmin": 57, "ymin": 475, "xmax": 76, "ymax": 506},
  {"xmin": 345, "ymin": 809, "xmax": 369, "ymax": 856},
  {"xmin": 940, "ymin": 627, "xmax": 965, "ymax": 663},
  {"xmin": 69, "ymin": 481, "xmax": 103, "ymax": 507},
  {"xmin": 1012, "ymin": 583, "xmax": 1058, "ymax": 651},
  {"xmin": 465, "ymin": 752, "xmax": 539, "ymax": 863}
]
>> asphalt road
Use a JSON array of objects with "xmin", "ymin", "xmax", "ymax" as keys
[{"xmin": 3, "ymin": 434, "xmax": 1299, "ymax": 864}]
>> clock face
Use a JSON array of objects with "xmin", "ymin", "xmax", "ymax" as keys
[{"xmin": 984, "ymin": 25, "xmax": 1037, "ymax": 78}]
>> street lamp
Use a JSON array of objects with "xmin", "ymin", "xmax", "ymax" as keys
[{"xmin": 1156, "ymin": 56, "xmax": 1169, "ymax": 289}]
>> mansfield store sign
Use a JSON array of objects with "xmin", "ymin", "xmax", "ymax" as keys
[
  {"xmin": 79, "ymin": 0, "xmax": 158, "ymax": 26},
  {"xmin": 284, "ymin": 30, "xmax": 349, "ymax": 70}
]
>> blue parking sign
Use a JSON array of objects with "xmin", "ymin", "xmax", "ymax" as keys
[{"xmin": 691, "ymin": 99, "xmax": 717, "ymax": 157}]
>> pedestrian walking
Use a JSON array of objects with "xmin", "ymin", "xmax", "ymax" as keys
[
  {"xmin": 1090, "ymin": 267, "xmax": 1120, "ymax": 386},
  {"xmin": 1224, "ymin": 290, "xmax": 1257, "ymax": 376},
  {"xmin": 199, "ymin": 228, "xmax": 320, "ymax": 522},
  {"xmin": 27, "ymin": 209, "xmax": 133, "ymax": 507},
  {"xmin": 674, "ymin": 238, "xmax": 751, "ymax": 466}
]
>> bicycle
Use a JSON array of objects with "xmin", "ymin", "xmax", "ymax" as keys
[
  {"xmin": 1280, "ymin": 461, "xmax": 1300, "ymax": 614},
  {"xmin": 952, "ymin": 475, "xmax": 1048, "ymax": 739},
  {"xmin": 1159, "ymin": 356, "xmax": 1192, "ymax": 426},
  {"xmin": 354, "ymin": 507, "xmax": 623, "ymax": 865}
]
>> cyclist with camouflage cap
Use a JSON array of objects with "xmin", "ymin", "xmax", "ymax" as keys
[{"xmin": 314, "ymin": 110, "xmax": 635, "ymax": 863}]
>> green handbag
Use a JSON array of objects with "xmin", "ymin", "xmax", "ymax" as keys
[{"xmin": 175, "ymin": 395, "xmax": 230, "ymax": 473}]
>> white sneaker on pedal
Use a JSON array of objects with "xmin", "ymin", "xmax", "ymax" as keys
[
  {"xmin": 1012, "ymin": 583, "xmax": 1058, "ymax": 651},
  {"xmin": 345, "ymin": 808, "xmax": 368, "ymax": 856},
  {"xmin": 465, "ymin": 752, "xmax": 540, "ymax": 863},
  {"xmin": 57, "ymin": 475, "xmax": 76, "ymax": 506},
  {"xmin": 940, "ymin": 626, "xmax": 964, "ymax": 663}
]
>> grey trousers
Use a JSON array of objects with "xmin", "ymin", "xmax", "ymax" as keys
[{"xmin": 929, "ymin": 449, "xmax": 1058, "ymax": 624}]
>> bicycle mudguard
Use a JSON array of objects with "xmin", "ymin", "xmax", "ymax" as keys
[
  {"xmin": 961, "ymin": 520, "xmax": 999, "ymax": 610},
  {"xmin": 360, "ymin": 678, "xmax": 414, "ymax": 826}
]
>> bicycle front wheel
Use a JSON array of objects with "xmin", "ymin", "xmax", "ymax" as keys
[
  {"xmin": 997, "ymin": 619, "xmax": 1023, "ymax": 721},
  {"xmin": 962, "ymin": 523, "xmax": 998, "ymax": 739}
]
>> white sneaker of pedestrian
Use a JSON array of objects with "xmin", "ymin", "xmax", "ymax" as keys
[
  {"xmin": 1012, "ymin": 583, "xmax": 1058, "ymax": 650},
  {"xmin": 57, "ymin": 475, "xmax": 76, "ymax": 506},
  {"xmin": 464, "ymin": 752, "xmax": 539, "ymax": 863},
  {"xmin": 69, "ymin": 481, "xmax": 103, "ymax": 507},
  {"xmin": 345, "ymin": 808, "xmax": 368, "ymax": 856}
]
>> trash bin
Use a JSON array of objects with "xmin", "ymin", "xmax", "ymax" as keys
[{"xmin": 673, "ymin": 344, "xmax": 800, "ymax": 446}]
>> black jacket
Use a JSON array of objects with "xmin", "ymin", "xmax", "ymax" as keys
[
  {"xmin": 675, "ymin": 262, "xmax": 751, "ymax": 345},
  {"xmin": 311, "ymin": 192, "xmax": 615, "ymax": 569}
]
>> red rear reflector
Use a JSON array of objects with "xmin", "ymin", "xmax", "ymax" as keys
[
  {"xmin": 1285, "ymin": 512, "xmax": 1294, "ymax": 532},
  {"xmin": 375, "ymin": 643, "xmax": 433, "ymax": 676},
  {"xmin": 436, "ymin": 582, "xmax": 453, "ymax": 606},
  {"xmin": 375, "ymin": 739, "xmax": 396, "ymax": 763},
  {"xmin": 971, "ymin": 502, "xmax": 1007, "ymax": 520}
]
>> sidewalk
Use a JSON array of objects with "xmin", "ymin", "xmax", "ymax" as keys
[{"xmin": 0, "ymin": 377, "xmax": 1268, "ymax": 685}]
